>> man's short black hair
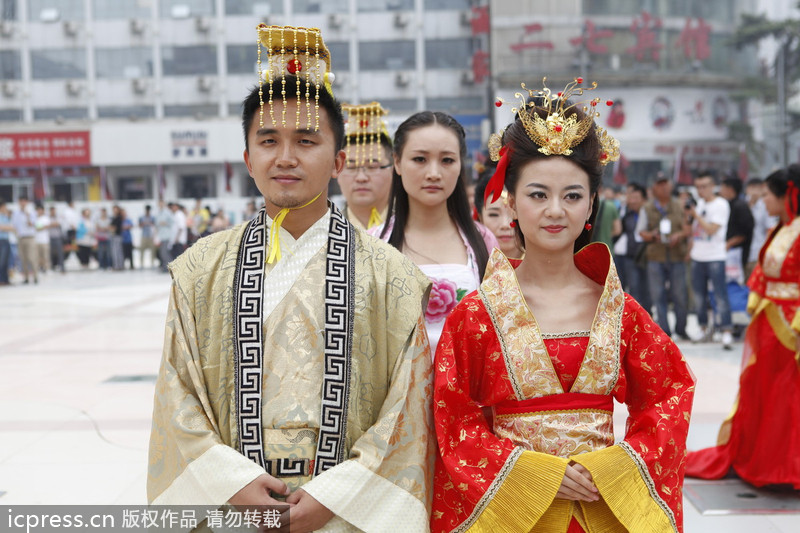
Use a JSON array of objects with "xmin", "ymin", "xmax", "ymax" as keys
[
  {"xmin": 627, "ymin": 182, "xmax": 647, "ymax": 199},
  {"xmin": 241, "ymin": 76, "xmax": 345, "ymax": 153},
  {"xmin": 722, "ymin": 177, "xmax": 743, "ymax": 196}
]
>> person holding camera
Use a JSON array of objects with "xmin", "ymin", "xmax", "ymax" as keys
[
  {"xmin": 687, "ymin": 172, "xmax": 734, "ymax": 349},
  {"xmin": 636, "ymin": 172, "xmax": 691, "ymax": 339}
]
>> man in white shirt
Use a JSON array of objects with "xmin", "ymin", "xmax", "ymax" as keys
[{"xmin": 688, "ymin": 172, "xmax": 733, "ymax": 349}]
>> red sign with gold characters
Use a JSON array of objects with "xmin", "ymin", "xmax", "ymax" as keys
[{"xmin": 0, "ymin": 131, "xmax": 91, "ymax": 167}]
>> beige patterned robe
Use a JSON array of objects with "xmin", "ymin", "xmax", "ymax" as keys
[{"xmin": 148, "ymin": 208, "xmax": 434, "ymax": 532}]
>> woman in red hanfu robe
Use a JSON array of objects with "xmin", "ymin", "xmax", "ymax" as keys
[
  {"xmin": 431, "ymin": 79, "xmax": 695, "ymax": 533},
  {"xmin": 686, "ymin": 165, "xmax": 800, "ymax": 489}
]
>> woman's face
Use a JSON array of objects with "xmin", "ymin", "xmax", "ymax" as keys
[
  {"xmin": 481, "ymin": 194, "xmax": 522, "ymax": 258},
  {"xmin": 509, "ymin": 157, "xmax": 593, "ymax": 254},
  {"xmin": 763, "ymin": 186, "xmax": 785, "ymax": 218},
  {"xmin": 394, "ymin": 124, "xmax": 461, "ymax": 209}
]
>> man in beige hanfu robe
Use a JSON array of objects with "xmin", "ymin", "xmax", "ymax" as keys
[{"xmin": 148, "ymin": 43, "xmax": 434, "ymax": 533}]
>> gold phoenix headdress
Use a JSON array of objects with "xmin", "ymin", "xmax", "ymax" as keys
[
  {"xmin": 485, "ymin": 77, "xmax": 620, "ymax": 203},
  {"xmin": 256, "ymin": 24, "xmax": 334, "ymax": 130},
  {"xmin": 342, "ymin": 101, "xmax": 391, "ymax": 167}
]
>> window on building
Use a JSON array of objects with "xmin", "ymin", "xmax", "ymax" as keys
[
  {"xmin": 358, "ymin": 0, "xmax": 413, "ymax": 11},
  {"xmin": 1, "ymin": 0, "xmax": 17, "ymax": 20},
  {"xmin": 30, "ymin": 0, "xmax": 84, "ymax": 21},
  {"xmin": 160, "ymin": 0, "xmax": 215, "ymax": 18},
  {"xmin": 582, "ymin": 0, "xmax": 641, "ymax": 16},
  {"xmin": 0, "ymin": 179, "xmax": 33, "ymax": 202},
  {"xmin": 164, "ymin": 104, "xmax": 218, "ymax": 118},
  {"xmin": 33, "ymin": 107, "xmax": 89, "ymax": 120},
  {"xmin": 162, "ymin": 45, "xmax": 217, "ymax": 76},
  {"xmin": 226, "ymin": 44, "xmax": 257, "ymax": 75},
  {"xmin": 180, "ymin": 173, "xmax": 216, "ymax": 198},
  {"xmin": 52, "ymin": 177, "xmax": 89, "ymax": 202},
  {"xmin": 428, "ymin": 96, "xmax": 483, "ymax": 114},
  {"xmin": 118, "ymin": 176, "xmax": 153, "ymax": 200},
  {"xmin": 0, "ymin": 50, "xmax": 21, "ymax": 80},
  {"xmin": 667, "ymin": 0, "xmax": 733, "ymax": 24},
  {"xmin": 97, "ymin": 106, "xmax": 156, "ymax": 119},
  {"xmin": 426, "ymin": 38, "xmax": 477, "ymax": 69},
  {"xmin": 0, "ymin": 183, "xmax": 12, "ymax": 202},
  {"xmin": 0, "ymin": 109, "xmax": 22, "ymax": 122},
  {"xmin": 242, "ymin": 174, "xmax": 260, "ymax": 197},
  {"xmin": 327, "ymin": 42, "xmax": 350, "ymax": 72},
  {"xmin": 366, "ymin": 98, "xmax": 417, "ymax": 113},
  {"xmin": 93, "ymin": 0, "xmax": 152, "ymax": 19},
  {"xmin": 96, "ymin": 47, "xmax": 153, "ymax": 79},
  {"xmin": 359, "ymin": 40, "xmax": 415, "ymax": 70},
  {"xmin": 31, "ymin": 49, "xmax": 86, "ymax": 79},
  {"xmin": 292, "ymin": 0, "xmax": 347, "ymax": 14},
  {"xmin": 424, "ymin": 0, "xmax": 470, "ymax": 9},
  {"xmin": 225, "ymin": 0, "xmax": 283, "ymax": 15}
]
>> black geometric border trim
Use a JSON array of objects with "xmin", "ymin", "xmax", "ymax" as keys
[
  {"xmin": 313, "ymin": 204, "xmax": 355, "ymax": 475},
  {"xmin": 265, "ymin": 458, "xmax": 311, "ymax": 478},
  {"xmin": 233, "ymin": 208, "xmax": 267, "ymax": 469}
]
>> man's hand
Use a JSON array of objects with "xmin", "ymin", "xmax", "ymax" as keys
[
  {"xmin": 229, "ymin": 473, "xmax": 291, "ymax": 507},
  {"xmin": 555, "ymin": 462, "xmax": 599, "ymax": 502},
  {"xmin": 282, "ymin": 489, "xmax": 334, "ymax": 533}
]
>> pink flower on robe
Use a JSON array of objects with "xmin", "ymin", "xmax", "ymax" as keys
[{"xmin": 426, "ymin": 277, "xmax": 460, "ymax": 324}]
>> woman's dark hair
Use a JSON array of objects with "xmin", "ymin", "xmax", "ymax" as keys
[
  {"xmin": 380, "ymin": 111, "xmax": 490, "ymax": 279},
  {"xmin": 765, "ymin": 163, "xmax": 800, "ymax": 217},
  {"xmin": 501, "ymin": 101, "xmax": 604, "ymax": 252},
  {"xmin": 473, "ymin": 163, "xmax": 497, "ymax": 216}
]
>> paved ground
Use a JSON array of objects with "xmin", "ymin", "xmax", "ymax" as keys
[{"xmin": 0, "ymin": 262, "xmax": 798, "ymax": 532}]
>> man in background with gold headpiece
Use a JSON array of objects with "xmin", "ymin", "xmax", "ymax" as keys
[
  {"xmin": 147, "ymin": 25, "xmax": 434, "ymax": 533},
  {"xmin": 338, "ymin": 102, "xmax": 393, "ymax": 230}
]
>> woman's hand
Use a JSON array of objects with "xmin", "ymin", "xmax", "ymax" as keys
[{"xmin": 555, "ymin": 462, "xmax": 600, "ymax": 502}]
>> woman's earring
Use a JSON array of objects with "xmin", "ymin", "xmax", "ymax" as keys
[
  {"xmin": 510, "ymin": 220, "xmax": 517, "ymax": 228},
  {"xmin": 584, "ymin": 222, "xmax": 592, "ymax": 231}
]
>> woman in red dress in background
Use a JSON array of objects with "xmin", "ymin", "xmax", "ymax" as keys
[
  {"xmin": 431, "ymin": 79, "xmax": 695, "ymax": 533},
  {"xmin": 686, "ymin": 164, "xmax": 800, "ymax": 489}
]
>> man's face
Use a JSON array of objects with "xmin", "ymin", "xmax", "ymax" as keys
[
  {"xmin": 695, "ymin": 176, "xmax": 716, "ymax": 201},
  {"xmin": 745, "ymin": 184, "xmax": 764, "ymax": 203},
  {"xmin": 338, "ymin": 144, "xmax": 392, "ymax": 210},
  {"xmin": 626, "ymin": 188, "xmax": 644, "ymax": 211},
  {"xmin": 719, "ymin": 184, "xmax": 735, "ymax": 201},
  {"xmin": 244, "ymin": 99, "xmax": 345, "ymax": 218},
  {"xmin": 653, "ymin": 180, "xmax": 671, "ymax": 201}
]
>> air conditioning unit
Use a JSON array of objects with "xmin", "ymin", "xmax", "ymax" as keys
[
  {"xmin": 393, "ymin": 13, "xmax": 410, "ymax": 28},
  {"xmin": 39, "ymin": 8, "xmax": 60, "ymax": 22},
  {"xmin": 197, "ymin": 76, "xmax": 214, "ymax": 92},
  {"xmin": 1, "ymin": 82, "xmax": 17, "ymax": 98},
  {"xmin": 171, "ymin": 4, "xmax": 191, "ymax": 19},
  {"xmin": 65, "ymin": 80, "xmax": 83, "ymax": 96},
  {"xmin": 395, "ymin": 72, "xmax": 411, "ymax": 87},
  {"xmin": 0, "ymin": 20, "xmax": 14, "ymax": 38},
  {"xmin": 329, "ymin": 14, "xmax": 343, "ymax": 29},
  {"xmin": 129, "ymin": 18, "xmax": 146, "ymax": 35},
  {"xmin": 132, "ymin": 78, "xmax": 148, "ymax": 94},
  {"xmin": 63, "ymin": 20, "xmax": 80, "ymax": 37},
  {"xmin": 195, "ymin": 16, "xmax": 211, "ymax": 33},
  {"xmin": 460, "ymin": 70, "xmax": 475, "ymax": 86}
]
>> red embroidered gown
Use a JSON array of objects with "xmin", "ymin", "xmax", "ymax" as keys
[
  {"xmin": 686, "ymin": 217, "xmax": 800, "ymax": 488},
  {"xmin": 432, "ymin": 245, "xmax": 695, "ymax": 532}
]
